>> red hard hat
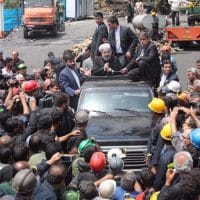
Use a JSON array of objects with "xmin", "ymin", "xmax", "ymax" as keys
[
  {"xmin": 90, "ymin": 152, "xmax": 106, "ymax": 172},
  {"xmin": 161, "ymin": 45, "xmax": 171, "ymax": 52},
  {"xmin": 23, "ymin": 80, "xmax": 39, "ymax": 92}
]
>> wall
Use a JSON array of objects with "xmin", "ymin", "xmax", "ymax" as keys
[{"xmin": 4, "ymin": 8, "xmax": 22, "ymax": 32}]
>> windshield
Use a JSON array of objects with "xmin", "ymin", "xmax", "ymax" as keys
[
  {"xmin": 79, "ymin": 88, "xmax": 152, "ymax": 116},
  {"xmin": 24, "ymin": 0, "xmax": 53, "ymax": 8}
]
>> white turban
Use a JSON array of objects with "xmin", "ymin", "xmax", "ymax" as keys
[{"xmin": 99, "ymin": 43, "xmax": 111, "ymax": 52}]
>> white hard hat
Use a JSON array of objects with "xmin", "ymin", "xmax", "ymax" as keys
[
  {"xmin": 75, "ymin": 110, "xmax": 89, "ymax": 123},
  {"xmin": 167, "ymin": 81, "xmax": 181, "ymax": 93},
  {"xmin": 98, "ymin": 179, "xmax": 116, "ymax": 199},
  {"xmin": 107, "ymin": 148, "xmax": 126, "ymax": 161}
]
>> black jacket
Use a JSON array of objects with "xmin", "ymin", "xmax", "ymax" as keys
[
  {"xmin": 153, "ymin": 145, "xmax": 176, "ymax": 191},
  {"xmin": 127, "ymin": 41, "xmax": 161, "ymax": 82},
  {"xmin": 91, "ymin": 22, "xmax": 108, "ymax": 56},
  {"xmin": 92, "ymin": 55, "xmax": 122, "ymax": 76},
  {"xmin": 158, "ymin": 184, "xmax": 181, "ymax": 200},
  {"xmin": 108, "ymin": 25, "xmax": 138, "ymax": 55}
]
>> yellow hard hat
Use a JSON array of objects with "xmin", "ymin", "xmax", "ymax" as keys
[
  {"xmin": 150, "ymin": 191, "xmax": 160, "ymax": 200},
  {"xmin": 151, "ymin": 11, "xmax": 157, "ymax": 16},
  {"xmin": 148, "ymin": 98, "xmax": 166, "ymax": 113},
  {"xmin": 160, "ymin": 123, "xmax": 172, "ymax": 141}
]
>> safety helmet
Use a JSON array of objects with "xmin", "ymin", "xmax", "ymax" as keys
[
  {"xmin": 167, "ymin": 81, "xmax": 181, "ymax": 93},
  {"xmin": 190, "ymin": 128, "xmax": 200, "ymax": 149},
  {"xmin": 12, "ymin": 169, "xmax": 37, "ymax": 193},
  {"xmin": 78, "ymin": 138, "xmax": 95, "ymax": 154},
  {"xmin": 99, "ymin": 179, "xmax": 116, "ymax": 199},
  {"xmin": 148, "ymin": 98, "xmax": 166, "ymax": 113},
  {"xmin": 160, "ymin": 45, "xmax": 171, "ymax": 52},
  {"xmin": 63, "ymin": 190, "xmax": 80, "ymax": 200},
  {"xmin": 160, "ymin": 123, "xmax": 172, "ymax": 141},
  {"xmin": 90, "ymin": 152, "xmax": 106, "ymax": 172},
  {"xmin": 151, "ymin": 11, "xmax": 157, "ymax": 16},
  {"xmin": 177, "ymin": 91, "xmax": 189, "ymax": 101},
  {"xmin": 75, "ymin": 110, "xmax": 89, "ymax": 124},
  {"xmin": 107, "ymin": 148, "xmax": 126, "ymax": 161},
  {"xmin": 108, "ymin": 154, "xmax": 124, "ymax": 173},
  {"xmin": 23, "ymin": 80, "xmax": 39, "ymax": 92}
]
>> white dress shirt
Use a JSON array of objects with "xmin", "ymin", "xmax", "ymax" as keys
[
  {"xmin": 69, "ymin": 68, "xmax": 80, "ymax": 88},
  {"xmin": 115, "ymin": 26, "xmax": 123, "ymax": 54}
]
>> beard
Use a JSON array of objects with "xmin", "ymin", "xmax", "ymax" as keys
[{"xmin": 102, "ymin": 54, "xmax": 111, "ymax": 61}]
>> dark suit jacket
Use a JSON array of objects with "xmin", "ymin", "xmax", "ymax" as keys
[
  {"xmin": 91, "ymin": 22, "xmax": 108, "ymax": 56},
  {"xmin": 127, "ymin": 41, "xmax": 161, "ymax": 81},
  {"xmin": 108, "ymin": 25, "xmax": 138, "ymax": 55},
  {"xmin": 160, "ymin": 71, "xmax": 179, "ymax": 85},
  {"xmin": 59, "ymin": 66, "xmax": 85, "ymax": 110},
  {"xmin": 92, "ymin": 55, "xmax": 122, "ymax": 76}
]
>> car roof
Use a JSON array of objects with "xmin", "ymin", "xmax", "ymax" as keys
[{"xmin": 81, "ymin": 76, "xmax": 153, "ymax": 89}]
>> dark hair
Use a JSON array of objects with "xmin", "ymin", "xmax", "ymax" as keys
[
  {"xmin": 5, "ymin": 57, "xmax": 12, "ymax": 65},
  {"xmin": 37, "ymin": 115, "xmax": 52, "ymax": 130},
  {"xmin": 138, "ymin": 168, "xmax": 155, "ymax": 190},
  {"xmin": 40, "ymin": 68, "xmax": 48, "ymax": 81},
  {"xmin": 29, "ymin": 133, "xmax": 42, "ymax": 153},
  {"xmin": 82, "ymin": 146, "xmax": 96, "ymax": 163},
  {"xmin": 12, "ymin": 143, "xmax": 29, "ymax": 162},
  {"xmin": 107, "ymin": 15, "xmax": 119, "ymax": 25},
  {"xmin": 63, "ymin": 50, "xmax": 75, "ymax": 62},
  {"xmin": 120, "ymin": 172, "xmax": 136, "ymax": 192},
  {"xmin": 48, "ymin": 52, "xmax": 55, "ymax": 58},
  {"xmin": 139, "ymin": 32, "xmax": 150, "ymax": 39},
  {"xmin": 162, "ymin": 96, "xmax": 177, "ymax": 111},
  {"xmin": 94, "ymin": 12, "xmax": 103, "ymax": 18},
  {"xmin": 47, "ymin": 163, "xmax": 67, "ymax": 185},
  {"xmin": 0, "ymin": 145, "xmax": 12, "ymax": 163},
  {"xmin": 162, "ymin": 59, "xmax": 172, "ymax": 67},
  {"xmin": 51, "ymin": 109, "xmax": 63, "ymax": 124},
  {"xmin": 48, "ymin": 80, "xmax": 60, "ymax": 90},
  {"xmin": 54, "ymin": 92, "xmax": 69, "ymax": 107},
  {"xmin": 45, "ymin": 142, "xmax": 62, "ymax": 160},
  {"xmin": 196, "ymin": 59, "xmax": 200, "ymax": 64},
  {"xmin": 5, "ymin": 117, "xmax": 23, "ymax": 135},
  {"xmin": 79, "ymin": 181, "xmax": 99, "ymax": 199},
  {"xmin": 180, "ymin": 168, "xmax": 200, "ymax": 200}
]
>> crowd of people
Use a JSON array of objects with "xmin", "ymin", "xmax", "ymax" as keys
[{"xmin": 0, "ymin": 9, "xmax": 200, "ymax": 200}]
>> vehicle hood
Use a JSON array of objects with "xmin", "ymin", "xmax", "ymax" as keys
[
  {"xmin": 86, "ymin": 115, "xmax": 152, "ymax": 145},
  {"xmin": 24, "ymin": 8, "xmax": 54, "ymax": 17}
]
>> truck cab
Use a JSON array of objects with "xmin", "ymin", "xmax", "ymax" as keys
[
  {"xmin": 23, "ymin": 0, "xmax": 59, "ymax": 38},
  {"xmin": 77, "ymin": 77, "xmax": 154, "ymax": 171}
]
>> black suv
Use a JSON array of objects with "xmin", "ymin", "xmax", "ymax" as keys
[{"xmin": 77, "ymin": 77, "xmax": 154, "ymax": 171}]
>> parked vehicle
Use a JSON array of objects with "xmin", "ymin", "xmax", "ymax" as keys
[
  {"xmin": 22, "ymin": 0, "xmax": 64, "ymax": 38},
  {"xmin": 77, "ymin": 77, "xmax": 154, "ymax": 171}
]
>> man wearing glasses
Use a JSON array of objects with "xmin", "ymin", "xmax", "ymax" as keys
[{"xmin": 120, "ymin": 32, "xmax": 161, "ymax": 87}]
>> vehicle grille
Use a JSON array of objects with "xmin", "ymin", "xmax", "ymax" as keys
[
  {"xmin": 101, "ymin": 145, "xmax": 147, "ymax": 172},
  {"xmin": 30, "ymin": 17, "xmax": 46, "ymax": 22}
]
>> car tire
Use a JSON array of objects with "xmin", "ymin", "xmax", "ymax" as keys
[
  {"xmin": 23, "ymin": 27, "xmax": 29, "ymax": 39},
  {"xmin": 52, "ymin": 25, "xmax": 58, "ymax": 37}
]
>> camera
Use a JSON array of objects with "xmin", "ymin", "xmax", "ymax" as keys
[{"xmin": 61, "ymin": 154, "xmax": 73, "ymax": 163}]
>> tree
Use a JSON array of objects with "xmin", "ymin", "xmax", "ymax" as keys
[{"xmin": 4, "ymin": 0, "xmax": 22, "ymax": 9}]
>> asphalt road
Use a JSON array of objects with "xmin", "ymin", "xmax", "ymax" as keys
[{"xmin": 0, "ymin": 17, "xmax": 199, "ymax": 89}]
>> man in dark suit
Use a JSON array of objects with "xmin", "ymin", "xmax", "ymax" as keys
[
  {"xmin": 158, "ymin": 59, "xmax": 179, "ymax": 94},
  {"xmin": 107, "ymin": 15, "xmax": 138, "ymax": 67},
  {"xmin": 91, "ymin": 12, "xmax": 108, "ymax": 57},
  {"xmin": 120, "ymin": 32, "xmax": 161, "ymax": 87},
  {"xmin": 59, "ymin": 50, "xmax": 86, "ymax": 111}
]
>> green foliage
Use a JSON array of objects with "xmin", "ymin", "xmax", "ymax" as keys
[{"xmin": 4, "ymin": 0, "xmax": 22, "ymax": 9}]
